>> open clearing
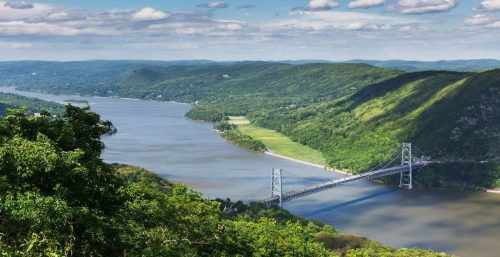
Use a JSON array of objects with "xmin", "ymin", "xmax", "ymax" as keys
[{"xmin": 229, "ymin": 116, "xmax": 325, "ymax": 165}]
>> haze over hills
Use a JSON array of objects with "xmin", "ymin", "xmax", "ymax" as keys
[
  {"xmin": 345, "ymin": 59, "xmax": 500, "ymax": 72},
  {"xmin": 278, "ymin": 59, "xmax": 500, "ymax": 71}
]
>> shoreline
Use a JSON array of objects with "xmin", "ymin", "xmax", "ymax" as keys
[
  {"xmin": 264, "ymin": 151, "xmax": 351, "ymax": 176},
  {"xmin": 0, "ymin": 87, "xmax": 191, "ymax": 106},
  {"xmin": 486, "ymin": 189, "xmax": 500, "ymax": 194}
]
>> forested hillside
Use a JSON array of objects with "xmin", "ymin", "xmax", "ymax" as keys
[
  {"xmin": 0, "ymin": 60, "xmax": 215, "ymax": 96},
  {"xmin": 0, "ymin": 106, "xmax": 451, "ymax": 256},
  {"xmin": 3, "ymin": 62, "xmax": 400, "ymax": 116},
  {"xmin": 252, "ymin": 70, "xmax": 500, "ymax": 189},
  {"xmin": 0, "ymin": 92, "xmax": 62, "ymax": 115}
]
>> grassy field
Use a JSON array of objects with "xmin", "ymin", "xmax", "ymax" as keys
[{"xmin": 229, "ymin": 116, "xmax": 325, "ymax": 165}]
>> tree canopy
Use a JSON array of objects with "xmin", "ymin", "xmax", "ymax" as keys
[{"xmin": 0, "ymin": 106, "xmax": 454, "ymax": 256}]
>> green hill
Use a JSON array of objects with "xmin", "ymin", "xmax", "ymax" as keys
[
  {"xmin": 0, "ymin": 92, "xmax": 62, "ymax": 115},
  {"xmin": 252, "ymin": 69, "xmax": 500, "ymax": 189},
  {"xmin": 3, "ymin": 61, "xmax": 400, "ymax": 117},
  {"xmin": 118, "ymin": 62, "xmax": 400, "ymax": 102}
]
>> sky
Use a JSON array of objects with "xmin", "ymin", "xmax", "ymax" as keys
[{"xmin": 0, "ymin": 0, "xmax": 499, "ymax": 61}]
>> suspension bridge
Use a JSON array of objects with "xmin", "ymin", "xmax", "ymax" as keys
[{"xmin": 263, "ymin": 143, "xmax": 427, "ymax": 206}]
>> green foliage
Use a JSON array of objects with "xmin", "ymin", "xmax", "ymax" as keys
[
  {"xmin": 0, "ymin": 92, "xmax": 63, "ymax": 115},
  {"xmin": 214, "ymin": 121, "xmax": 236, "ymax": 132},
  {"xmin": 225, "ymin": 218, "xmax": 335, "ymax": 257},
  {"xmin": 0, "ymin": 108, "xmax": 126, "ymax": 256},
  {"xmin": 7, "ymin": 61, "xmax": 400, "ymax": 117},
  {"xmin": 252, "ymin": 70, "xmax": 500, "ymax": 188},
  {"xmin": 0, "ymin": 61, "xmax": 467, "ymax": 255},
  {"xmin": 112, "ymin": 62, "xmax": 400, "ymax": 105},
  {"xmin": 186, "ymin": 105, "xmax": 224, "ymax": 122},
  {"xmin": 495, "ymin": 179, "xmax": 500, "ymax": 188},
  {"xmin": 215, "ymin": 121, "xmax": 267, "ymax": 152},
  {"xmin": 0, "ymin": 106, "xmax": 454, "ymax": 256},
  {"xmin": 0, "ymin": 106, "xmax": 331, "ymax": 256},
  {"xmin": 413, "ymin": 162, "xmax": 500, "ymax": 190}
]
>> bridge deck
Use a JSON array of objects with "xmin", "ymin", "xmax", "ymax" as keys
[{"xmin": 263, "ymin": 163, "xmax": 424, "ymax": 204}]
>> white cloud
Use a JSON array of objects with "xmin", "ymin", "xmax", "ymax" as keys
[
  {"xmin": 265, "ymin": 11, "xmax": 410, "ymax": 32},
  {"xmin": 464, "ymin": 14, "xmax": 492, "ymax": 26},
  {"xmin": 197, "ymin": 2, "xmax": 228, "ymax": 9},
  {"xmin": 147, "ymin": 19, "xmax": 245, "ymax": 37},
  {"xmin": 308, "ymin": 0, "xmax": 339, "ymax": 10},
  {"xmin": 485, "ymin": 21, "xmax": 500, "ymax": 28},
  {"xmin": 464, "ymin": 14, "xmax": 500, "ymax": 30},
  {"xmin": 46, "ymin": 11, "xmax": 70, "ymax": 21},
  {"xmin": 348, "ymin": 0, "xmax": 385, "ymax": 9},
  {"xmin": 132, "ymin": 7, "xmax": 169, "ymax": 21},
  {"xmin": 0, "ymin": 21, "xmax": 80, "ymax": 35},
  {"xmin": 218, "ymin": 23, "xmax": 243, "ymax": 31},
  {"xmin": 0, "ymin": 19, "xmax": 123, "ymax": 36},
  {"xmin": 477, "ymin": 0, "xmax": 500, "ymax": 11},
  {"xmin": 390, "ymin": 0, "xmax": 457, "ymax": 14}
]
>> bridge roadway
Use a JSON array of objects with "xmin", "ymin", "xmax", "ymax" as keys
[{"xmin": 263, "ymin": 162, "xmax": 425, "ymax": 204}]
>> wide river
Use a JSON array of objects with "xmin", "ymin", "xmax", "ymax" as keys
[{"xmin": 1, "ymin": 87, "xmax": 499, "ymax": 257}]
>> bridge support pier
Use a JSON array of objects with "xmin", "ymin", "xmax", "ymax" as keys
[
  {"xmin": 271, "ymin": 168, "xmax": 283, "ymax": 207},
  {"xmin": 400, "ymin": 142, "xmax": 413, "ymax": 189}
]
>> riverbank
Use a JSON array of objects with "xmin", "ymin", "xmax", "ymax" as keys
[
  {"xmin": 264, "ymin": 151, "xmax": 351, "ymax": 176},
  {"xmin": 228, "ymin": 116, "xmax": 351, "ymax": 176},
  {"xmin": 230, "ymin": 117, "xmax": 325, "ymax": 164},
  {"xmin": 486, "ymin": 188, "xmax": 500, "ymax": 194}
]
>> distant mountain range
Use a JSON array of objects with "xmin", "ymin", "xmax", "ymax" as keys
[
  {"xmin": 1, "ymin": 59, "xmax": 499, "ymax": 74},
  {"xmin": 345, "ymin": 59, "xmax": 500, "ymax": 72},
  {"xmin": 276, "ymin": 59, "xmax": 500, "ymax": 72}
]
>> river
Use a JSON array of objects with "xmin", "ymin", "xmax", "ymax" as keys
[{"xmin": 1, "ymin": 87, "xmax": 499, "ymax": 257}]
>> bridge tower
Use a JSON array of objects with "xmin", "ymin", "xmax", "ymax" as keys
[
  {"xmin": 271, "ymin": 168, "xmax": 283, "ymax": 207},
  {"xmin": 400, "ymin": 142, "xmax": 413, "ymax": 189}
]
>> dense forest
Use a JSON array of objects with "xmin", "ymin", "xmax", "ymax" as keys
[
  {"xmin": 1, "ymin": 61, "xmax": 499, "ymax": 189},
  {"xmin": 0, "ymin": 106, "xmax": 453, "ymax": 256},
  {"xmin": 214, "ymin": 121, "xmax": 267, "ymax": 152},
  {"xmin": 251, "ymin": 70, "xmax": 500, "ymax": 189}
]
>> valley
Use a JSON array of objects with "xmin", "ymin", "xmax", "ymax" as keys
[
  {"xmin": 0, "ymin": 59, "xmax": 499, "ymax": 256},
  {"xmin": 6, "ymin": 61, "xmax": 494, "ymax": 191}
]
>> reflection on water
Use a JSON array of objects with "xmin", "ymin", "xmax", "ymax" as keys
[{"xmin": 1, "ymin": 87, "xmax": 499, "ymax": 257}]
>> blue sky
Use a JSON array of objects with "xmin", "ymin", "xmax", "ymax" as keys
[{"xmin": 0, "ymin": 0, "xmax": 499, "ymax": 61}]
